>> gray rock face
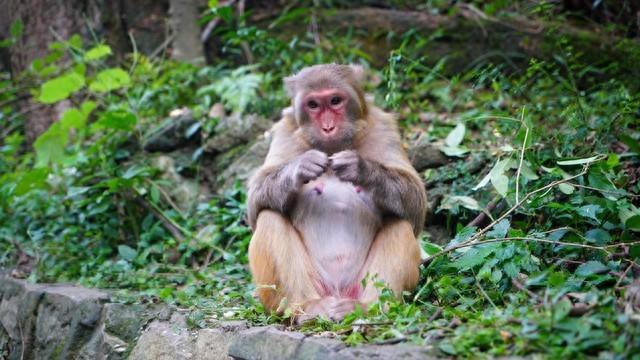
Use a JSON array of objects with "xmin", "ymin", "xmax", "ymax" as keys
[
  {"xmin": 144, "ymin": 109, "xmax": 201, "ymax": 153},
  {"xmin": 408, "ymin": 136, "xmax": 449, "ymax": 172},
  {"xmin": 0, "ymin": 276, "xmax": 442, "ymax": 359},
  {"xmin": 204, "ymin": 113, "xmax": 271, "ymax": 154},
  {"xmin": 215, "ymin": 133, "xmax": 272, "ymax": 193},
  {"xmin": 128, "ymin": 313, "xmax": 194, "ymax": 360},
  {"xmin": 0, "ymin": 277, "xmax": 109, "ymax": 360}
]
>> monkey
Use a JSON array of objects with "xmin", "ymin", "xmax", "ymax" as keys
[{"xmin": 247, "ymin": 64, "xmax": 426, "ymax": 322}]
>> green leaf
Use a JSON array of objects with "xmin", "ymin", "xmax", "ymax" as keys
[
  {"xmin": 440, "ymin": 145, "xmax": 469, "ymax": 157},
  {"xmin": 491, "ymin": 173, "xmax": 509, "ymax": 197},
  {"xmin": 10, "ymin": 20, "xmax": 24, "ymax": 38},
  {"xmin": 84, "ymin": 44, "xmax": 112, "ymax": 61},
  {"xmin": 575, "ymin": 261, "xmax": 609, "ymax": 277},
  {"xmin": 445, "ymin": 123, "xmax": 465, "ymax": 147},
  {"xmin": 68, "ymin": 34, "xmax": 83, "ymax": 49},
  {"xmin": 89, "ymin": 68, "xmax": 131, "ymax": 92},
  {"xmin": 14, "ymin": 168, "xmax": 49, "ymax": 195},
  {"xmin": 619, "ymin": 134, "xmax": 640, "ymax": 154},
  {"xmin": 577, "ymin": 205, "xmax": 603, "ymax": 222},
  {"xmin": 453, "ymin": 244, "xmax": 497, "ymax": 270},
  {"xmin": 38, "ymin": 72, "xmax": 86, "ymax": 103},
  {"xmin": 439, "ymin": 195, "xmax": 481, "ymax": 211},
  {"xmin": 96, "ymin": 110, "xmax": 137, "ymax": 131},
  {"xmin": 626, "ymin": 215, "xmax": 640, "ymax": 232},
  {"xmin": 33, "ymin": 123, "xmax": 67, "ymax": 167},
  {"xmin": 486, "ymin": 219, "xmax": 510, "ymax": 238},
  {"xmin": 503, "ymin": 262, "xmax": 519, "ymax": 278},
  {"xmin": 118, "ymin": 245, "xmax": 137, "ymax": 261},
  {"xmin": 548, "ymin": 271, "xmax": 566, "ymax": 287},
  {"xmin": 59, "ymin": 108, "xmax": 85, "ymax": 130},
  {"xmin": 422, "ymin": 242, "xmax": 442, "ymax": 256},
  {"xmin": 81, "ymin": 101, "xmax": 97, "ymax": 117},
  {"xmin": 553, "ymin": 298, "xmax": 572, "ymax": 322},
  {"xmin": 557, "ymin": 155, "xmax": 601, "ymax": 166},
  {"xmin": 558, "ymin": 183, "xmax": 575, "ymax": 194},
  {"xmin": 491, "ymin": 269, "xmax": 503, "ymax": 283},
  {"xmin": 584, "ymin": 229, "xmax": 611, "ymax": 245}
]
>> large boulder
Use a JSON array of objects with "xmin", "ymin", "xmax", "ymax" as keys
[
  {"xmin": 204, "ymin": 113, "xmax": 272, "ymax": 154},
  {"xmin": 143, "ymin": 109, "xmax": 201, "ymax": 153},
  {"xmin": 214, "ymin": 133, "xmax": 272, "ymax": 194}
]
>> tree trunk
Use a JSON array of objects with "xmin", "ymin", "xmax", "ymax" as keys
[
  {"xmin": 0, "ymin": 0, "xmax": 101, "ymax": 143},
  {"xmin": 169, "ymin": 0, "xmax": 204, "ymax": 63}
]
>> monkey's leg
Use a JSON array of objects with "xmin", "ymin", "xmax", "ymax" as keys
[
  {"xmin": 359, "ymin": 219, "xmax": 421, "ymax": 305},
  {"xmin": 248, "ymin": 209, "xmax": 322, "ymax": 313}
]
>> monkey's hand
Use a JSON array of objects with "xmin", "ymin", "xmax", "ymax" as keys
[
  {"xmin": 290, "ymin": 150, "xmax": 329, "ymax": 186},
  {"xmin": 329, "ymin": 150, "xmax": 360, "ymax": 183}
]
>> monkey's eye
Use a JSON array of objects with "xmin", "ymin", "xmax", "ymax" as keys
[
  {"xmin": 330, "ymin": 96, "xmax": 342, "ymax": 105},
  {"xmin": 307, "ymin": 100, "xmax": 319, "ymax": 109}
]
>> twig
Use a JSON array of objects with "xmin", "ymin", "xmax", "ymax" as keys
[
  {"xmin": 146, "ymin": 179, "xmax": 186, "ymax": 219},
  {"xmin": 423, "ymin": 164, "xmax": 596, "ymax": 266},
  {"xmin": 150, "ymin": 33, "xmax": 177, "ymax": 60},
  {"xmin": 201, "ymin": 0, "xmax": 236, "ymax": 42},
  {"xmin": 467, "ymin": 195, "xmax": 502, "ymax": 228},
  {"xmin": 515, "ymin": 107, "xmax": 528, "ymax": 204},
  {"xmin": 511, "ymin": 278, "xmax": 541, "ymax": 301},
  {"xmin": 310, "ymin": 0, "xmax": 321, "ymax": 45},
  {"xmin": 237, "ymin": 0, "xmax": 254, "ymax": 64},
  {"xmin": 131, "ymin": 195, "xmax": 185, "ymax": 242},
  {"xmin": 565, "ymin": 182, "xmax": 640, "ymax": 198},
  {"xmin": 615, "ymin": 262, "xmax": 634, "ymax": 289},
  {"xmin": 476, "ymin": 280, "xmax": 498, "ymax": 310},
  {"xmin": 428, "ymin": 307, "xmax": 443, "ymax": 322}
]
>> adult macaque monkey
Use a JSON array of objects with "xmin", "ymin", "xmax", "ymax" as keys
[{"xmin": 247, "ymin": 64, "xmax": 426, "ymax": 322}]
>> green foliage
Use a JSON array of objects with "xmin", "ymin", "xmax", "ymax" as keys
[{"xmin": 1, "ymin": 3, "xmax": 639, "ymax": 358}]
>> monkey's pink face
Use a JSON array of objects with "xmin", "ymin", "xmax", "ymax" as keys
[{"xmin": 303, "ymin": 89, "xmax": 349, "ymax": 140}]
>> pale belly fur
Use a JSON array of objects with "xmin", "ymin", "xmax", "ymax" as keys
[{"xmin": 291, "ymin": 174, "xmax": 382, "ymax": 297}]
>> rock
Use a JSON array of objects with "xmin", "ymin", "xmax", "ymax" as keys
[
  {"xmin": 204, "ymin": 113, "xmax": 271, "ymax": 154},
  {"xmin": 151, "ymin": 154, "xmax": 211, "ymax": 211},
  {"xmin": 336, "ymin": 344, "xmax": 439, "ymax": 359},
  {"xmin": 408, "ymin": 136, "xmax": 449, "ymax": 172},
  {"xmin": 0, "ymin": 276, "xmax": 110, "ymax": 360},
  {"xmin": 215, "ymin": 133, "xmax": 272, "ymax": 193},
  {"xmin": 193, "ymin": 320, "xmax": 249, "ymax": 360},
  {"xmin": 228, "ymin": 327, "xmax": 305, "ymax": 360},
  {"xmin": 128, "ymin": 313, "xmax": 195, "ymax": 360},
  {"xmin": 1, "ymin": 276, "xmax": 447, "ymax": 360},
  {"xmin": 144, "ymin": 108, "xmax": 200, "ymax": 153},
  {"xmin": 103, "ymin": 303, "xmax": 172, "ymax": 343},
  {"xmin": 295, "ymin": 336, "xmax": 345, "ymax": 360}
]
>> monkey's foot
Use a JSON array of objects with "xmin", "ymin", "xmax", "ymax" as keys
[{"xmin": 296, "ymin": 297, "xmax": 361, "ymax": 324}]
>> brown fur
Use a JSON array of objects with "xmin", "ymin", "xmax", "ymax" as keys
[{"xmin": 247, "ymin": 64, "xmax": 427, "ymax": 321}]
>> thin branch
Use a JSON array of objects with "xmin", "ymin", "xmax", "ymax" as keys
[
  {"xmin": 515, "ymin": 107, "xmax": 528, "ymax": 204},
  {"xmin": 615, "ymin": 262, "xmax": 634, "ymax": 289},
  {"xmin": 131, "ymin": 194, "xmax": 185, "ymax": 242},
  {"xmin": 566, "ymin": 182, "xmax": 640, "ymax": 198},
  {"xmin": 476, "ymin": 280, "xmax": 498, "ymax": 310},
  {"xmin": 150, "ymin": 33, "xmax": 177, "ymax": 60},
  {"xmin": 467, "ymin": 195, "xmax": 502, "ymax": 228},
  {"xmin": 422, "ymin": 163, "xmax": 600, "ymax": 266},
  {"xmin": 511, "ymin": 278, "xmax": 541, "ymax": 301}
]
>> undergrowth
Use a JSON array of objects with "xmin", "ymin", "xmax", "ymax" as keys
[{"xmin": 0, "ymin": 1, "xmax": 639, "ymax": 358}]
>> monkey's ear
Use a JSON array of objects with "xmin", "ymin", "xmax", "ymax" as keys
[
  {"xmin": 349, "ymin": 64, "xmax": 366, "ymax": 86},
  {"xmin": 284, "ymin": 75, "xmax": 297, "ymax": 98}
]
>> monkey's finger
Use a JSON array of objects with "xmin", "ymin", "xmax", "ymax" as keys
[{"xmin": 304, "ymin": 163, "xmax": 325, "ymax": 175}]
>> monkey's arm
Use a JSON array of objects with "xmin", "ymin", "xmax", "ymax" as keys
[
  {"xmin": 358, "ymin": 159, "xmax": 426, "ymax": 235},
  {"xmin": 247, "ymin": 118, "xmax": 326, "ymax": 229},
  {"xmin": 247, "ymin": 164, "xmax": 298, "ymax": 229}
]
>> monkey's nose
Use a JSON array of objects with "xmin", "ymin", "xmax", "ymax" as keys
[{"xmin": 322, "ymin": 126, "xmax": 335, "ymax": 133}]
